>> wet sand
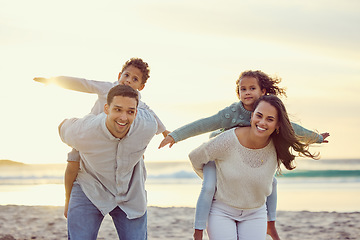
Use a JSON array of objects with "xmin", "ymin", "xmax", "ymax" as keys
[{"xmin": 0, "ymin": 205, "xmax": 359, "ymax": 240}]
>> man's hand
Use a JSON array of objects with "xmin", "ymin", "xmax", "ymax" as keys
[
  {"xmin": 64, "ymin": 200, "xmax": 69, "ymax": 218},
  {"xmin": 320, "ymin": 132, "xmax": 330, "ymax": 143},
  {"xmin": 33, "ymin": 77, "xmax": 50, "ymax": 85},
  {"xmin": 158, "ymin": 135, "xmax": 175, "ymax": 149}
]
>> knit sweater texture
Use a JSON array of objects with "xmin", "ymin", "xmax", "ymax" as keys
[{"xmin": 189, "ymin": 128, "xmax": 277, "ymax": 210}]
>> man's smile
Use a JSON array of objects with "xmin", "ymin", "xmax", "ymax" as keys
[{"xmin": 116, "ymin": 121, "xmax": 127, "ymax": 126}]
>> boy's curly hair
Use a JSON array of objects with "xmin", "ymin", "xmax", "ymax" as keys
[
  {"xmin": 235, "ymin": 70, "xmax": 286, "ymax": 99},
  {"xmin": 121, "ymin": 58, "xmax": 150, "ymax": 84}
]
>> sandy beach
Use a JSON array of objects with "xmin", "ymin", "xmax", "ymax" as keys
[{"xmin": 0, "ymin": 205, "xmax": 359, "ymax": 240}]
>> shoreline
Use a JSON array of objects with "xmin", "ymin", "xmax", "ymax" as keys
[{"xmin": 1, "ymin": 205, "xmax": 359, "ymax": 240}]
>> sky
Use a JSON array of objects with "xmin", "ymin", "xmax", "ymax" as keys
[{"xmin": 1, "ymin": 0, "xmax": 359, "ymax": 164}]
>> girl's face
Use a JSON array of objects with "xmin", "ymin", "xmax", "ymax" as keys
[
  {"xmin": 251, "ymin": 101, "xmax": 279, "ymax": 138},
  {"xmin": 238, "ymin": 76, "xmax": 266, "ymax": 111}
]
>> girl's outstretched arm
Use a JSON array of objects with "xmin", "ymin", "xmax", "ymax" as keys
[
  {"xmin": 291, "ymin": 122, "xmax": 330, "ymax": 143},
  {"xmin": 159, "ymin": 102, "xmax": 250, "ymax": 148}
]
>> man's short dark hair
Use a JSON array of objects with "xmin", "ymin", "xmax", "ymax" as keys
[{"xmin": 107, "ymin": 85, "xmax": 139, "ymax": 106}]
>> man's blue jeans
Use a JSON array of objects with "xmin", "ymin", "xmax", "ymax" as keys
[{"xmin": 67, "ymin": 183, "xmax": 147, "ymax": 240}]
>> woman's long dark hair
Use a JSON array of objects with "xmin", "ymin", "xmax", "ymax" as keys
[{"xmin": 253, "ymin": 95, "xmax": 319, "ymax": 171}]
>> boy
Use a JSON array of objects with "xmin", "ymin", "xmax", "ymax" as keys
[{"xmin": 34, "ymin": 58, "xmax": 169, "ymax": 217}]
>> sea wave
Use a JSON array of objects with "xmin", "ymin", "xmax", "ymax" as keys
[
  {"xmin": 280, "ymin": 170, "xmax": 360, "ymax": 178},
  {"xmin": 1, "ymin": 169, "xmax": 359, "ymax": 185},
  {"xmin": 148, "ymin": 169, "xmax": 360, "ymax": 179},
  {"xmin": 148, "ymin": 170, "xmax": 198, "ymax": 179},
  {"xmin": 0, "ymin": 175, "xmax": 63, "ymax": 185}
]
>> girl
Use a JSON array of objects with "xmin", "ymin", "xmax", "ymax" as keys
[
  {"xmin": 188, "ymin": 95, "xmax": 319, "ymax": 239},
  {"xmin": 159, "ymin": 70, "xmax": 329, "ymax": 240}
]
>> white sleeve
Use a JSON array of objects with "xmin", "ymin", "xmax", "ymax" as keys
[
  {"xmin": 58, "ymin": 114, "xmax": 97, "ymax": 150},
  {"xmin": 50, "ymin": 76, "xmax": 113, "ymax": 95},
  {"xmin": 59, "ymin": 118, "xmax": 81, "ymax": 150},
  {"xmin": 138, "ymin": 100, "xmax": 166, "ymax": 134}
]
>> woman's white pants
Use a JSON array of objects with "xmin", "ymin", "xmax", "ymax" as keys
[{"xmin": 207, "ymin": 201, "xmax": 267, "ymax": 240}]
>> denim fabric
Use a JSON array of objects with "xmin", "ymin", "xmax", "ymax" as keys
[
  {"xmin": 67, "ymin": 183, "xmax": 147, "ymax": 240},
  {"xmin": 194, "ymin": 161, "xmax": 216, "ymax": 229},
  {"xmin": 266, "ymin": 177, "xmax": 278, "ymax": 221}
]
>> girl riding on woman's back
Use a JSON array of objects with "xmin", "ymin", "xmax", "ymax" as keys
[{"xmin": 159, "ymin": 70, "xmax": 329, "ymax": 240}]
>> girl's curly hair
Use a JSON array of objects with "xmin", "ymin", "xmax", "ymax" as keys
[{"xmin": 236, "ymin": 70, "xmax": 286, "ymax": 99}]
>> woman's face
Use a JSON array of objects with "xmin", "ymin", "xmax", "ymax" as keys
[{"xmin": 251, "ymin": 101, "xmax": 279, "ymax": 138}]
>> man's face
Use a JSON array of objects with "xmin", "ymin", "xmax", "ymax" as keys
[
  {"xmin": 104, "ymin": 96, "xmax": 137, "ymax": 139},
  {"xmin": 118, "ymin": 65, "xmax": 145, "ymax": 91}
]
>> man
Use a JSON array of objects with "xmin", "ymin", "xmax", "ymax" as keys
[{"xmin": 59, "ymin": 85, "xmax": 157, "ymax": 240}]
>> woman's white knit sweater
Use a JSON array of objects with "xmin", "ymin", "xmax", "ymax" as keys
[{"xmin": 189, "ymin": 128, "xmax": 277, "ymax": 210}]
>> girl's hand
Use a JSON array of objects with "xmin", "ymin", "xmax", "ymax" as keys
[
  {"xmin": 320, "ymin": 132, "xmax": 330, "ymax": 143},
  {"xmin": 158, "ymin": 135, "xmax": 175, "ymax": 149}
]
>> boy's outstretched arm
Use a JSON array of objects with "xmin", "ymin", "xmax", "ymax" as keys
[
  {"xmin": 64, "ymin": 161, "xmax": 80, "ymax": 218},
  {"xmin": 34, "ymin": 76, "xmax": 113, "ymax": 95},
  {"xmin": 33, "ymin": 77, "xmax": 50, "ymax": 84}
]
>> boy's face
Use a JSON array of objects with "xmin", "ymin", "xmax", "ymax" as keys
[
  {"xmin": 118, "ymin": 65, "xmax": 145, "ymax": 91},
  {"xmin": 104, "ymin": 95, "xmax": 137, "ymax": 139},
  {"xmin": 238, "ymin": 76, "xmax": 266, "ymax": 111}
]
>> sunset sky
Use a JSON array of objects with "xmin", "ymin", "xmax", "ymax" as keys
[{"xmin": 1, "ymin": 0, "xmax": 359, "ymax": 164}]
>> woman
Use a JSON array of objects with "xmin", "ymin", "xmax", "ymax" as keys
[{"xmin": 189, "ymin": 95, "xmax": 318, "ymax": 240}]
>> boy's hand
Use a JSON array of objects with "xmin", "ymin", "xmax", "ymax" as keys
[
  {"xmin": 320, "ymin": 132, "xmax": 330, "ymax": 143},
  {"xmin": 33, "ymin": 77, "xmax": 50, "ymax": 85},
  {"xmin": 158, "ymin": 135, "xmax": 175, "ymax": 149},
  {"xmin": 161, "ymin": 130, "xmax": 171, "ymax": 138}
]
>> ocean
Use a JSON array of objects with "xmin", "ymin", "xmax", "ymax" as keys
[{"xmin": 0, "ymin": 159, "xmax": 359, "ymax": 212}]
